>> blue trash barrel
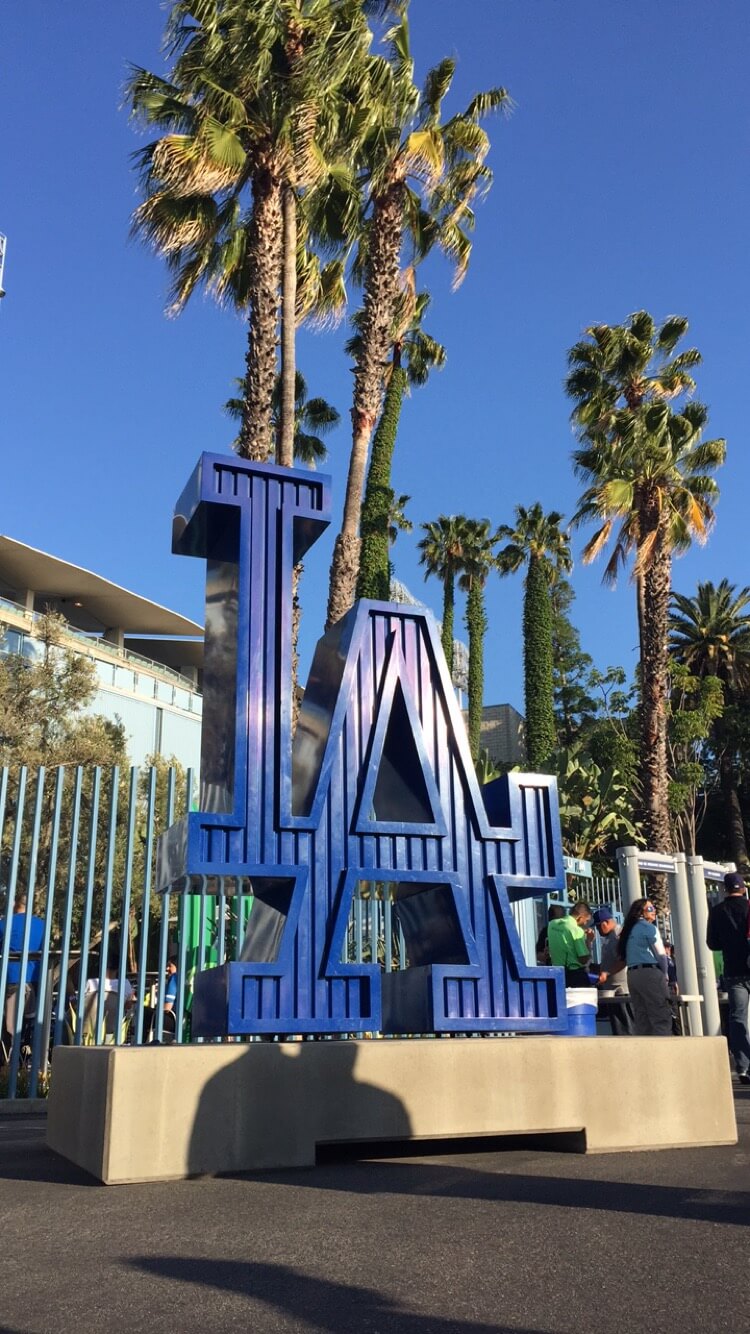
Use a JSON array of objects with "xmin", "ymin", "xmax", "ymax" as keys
[{"xmin": 564, "ymin": 987, "xmax": 598, "ymax": 1036}]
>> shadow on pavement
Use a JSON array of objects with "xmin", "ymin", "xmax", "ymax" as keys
[
  {"xmin": 253, "ymin": 1154, "xmax": 749, "ymax": 1228},
  {"xmin": 128, "ymin": 1256, "xmax": 552, "ymax": 1333},
  {"xmin": 0, "ymin": 1119, "xmax": 97, "ymax": 1186}
]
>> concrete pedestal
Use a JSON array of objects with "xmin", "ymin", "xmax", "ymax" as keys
[{"xmin": 47, "ymin": 1037, "xmax": 737, "ymax": 1185}]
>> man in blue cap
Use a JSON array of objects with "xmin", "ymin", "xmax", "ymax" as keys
[
  {"xmin": 593, "ymin": 905, "xmax": 634, "ymax": 1036},
  {"xmin": 707, "ymin": 872, "xmax": 750, "ymax": 1084}
]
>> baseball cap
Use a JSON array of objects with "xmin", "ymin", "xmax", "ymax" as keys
[
  {"xmin": 591, "ymin": 905, "xmax": 615, "ymax": 925},
  {"xmin": 723, "ymin": 872, "xmax": 747, "ymax": 892}
]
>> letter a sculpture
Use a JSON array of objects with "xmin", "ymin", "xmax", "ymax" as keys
[{"xmin": 158, "ymin": 454, "xmax": 567, "ymax": 1036}]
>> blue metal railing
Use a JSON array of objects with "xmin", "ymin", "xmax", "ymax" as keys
[{"xmin": 0, "ymin": 763, "xmax": 205, "ymax": 1098}]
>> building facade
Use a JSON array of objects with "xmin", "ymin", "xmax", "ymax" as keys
[{"xmin": 0, "ymin": 536, "xmax": 203, "ymax": 769}]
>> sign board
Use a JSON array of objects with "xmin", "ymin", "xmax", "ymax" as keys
[
  {"xmin": 563, "ymin": 856, "xmax": 592, "ymax": 879},
  {"xmin": 635, "ymin": 856, "xmax": 676, "ymax": 874}
]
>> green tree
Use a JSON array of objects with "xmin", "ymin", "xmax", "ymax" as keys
[
  {"xmin": 417, "ymin": 514, "xmax": 472, "ymax": 677},
  {"xmin": 0, "ymin": 615, "xmax": 130, "ymax": 935},
  {"xmin": 670, "ymin": 579, "xmax": 750, "ymax": 867},
  {"xmin": 325, "ymin": 17, "xmax": 509, "ymax": 625},
  {"xmin": 565, "ymin": 311, "xmax": 726, "ymax": 871},
  {"xmin": 0, "ymin": 615, "xmax": 126, "ymax": 771},
  {"xmin": 553, "ymin": 741, "xmax": 640, "ymax": 866},
  {"xmin": 457, "ymin": 519, "xmax": 498, "ymax": 763},
  {"xmin": 666, "ymin": 660, "xmax": 723, "ymax": 855},
  {"xmin": 550, "ymin": 578, "xmax": 596, "ymax": 747},
  {"xmin": 496, "ymin": 504, "xmax": 572, "ymax": 769},
  {"xmin": 354, "ymin": 286, "xmax": 445, "ymax": 601}
]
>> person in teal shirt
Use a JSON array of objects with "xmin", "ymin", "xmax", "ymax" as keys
[
  {"xmin": 619, "ymin": 897, "xmax": 672, "ymax": 1036},
  {"xmin": 547, "ymin": 901, "xmax": 593, "ymax": 987}
]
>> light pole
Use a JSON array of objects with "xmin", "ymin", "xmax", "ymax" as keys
[{"xmin": 0, "ymin": 233, "xmax": 7, "ymax": 302}]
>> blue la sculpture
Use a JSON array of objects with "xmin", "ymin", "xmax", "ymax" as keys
[{"xmin": 158, "ymin": 452, "xmax": 567, "ymax": 1036}]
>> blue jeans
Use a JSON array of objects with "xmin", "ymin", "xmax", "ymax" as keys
[{"xmin": 724, "ymin": 977, "xmax": 750, "ymax": 1075}]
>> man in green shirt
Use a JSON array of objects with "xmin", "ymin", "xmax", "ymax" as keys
[{"xmin": 547, "ymin": 901, "xmax": 594, "ymax": 987}]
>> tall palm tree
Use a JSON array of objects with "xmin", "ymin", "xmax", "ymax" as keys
[
  {"xmin": 225, "ymin": 370, "xmax": 340, "ymax": 465},
  {"xmin": 325, "ymin": 15, "xmax": 509, "ymax": 626},
  {"xmin": 565, "ymin": 311, "xmax": 726, "ymax": 866},
  {"xmin": 670, "ymin": 580, "xmax": 750, "ymax": 867},
  {"xmin": 128, "ymin": 0, "xmax": 372, "ymax": 459},
  {"xmin": 496, "ymin": 504, "xmax": 572, "ymax": 769},
  {"xmin": 456, "ymin": 519, "xmax": 499, "ymax": 763},
  {"xmin": 353, "ymin": 284, "xmax": 445, "ymax": 600},
  {"xmin": 418, "ymin": 514, "xmax": 473, "ymax": 677}
]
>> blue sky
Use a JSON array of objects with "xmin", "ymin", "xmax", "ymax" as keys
[{"xmin": 2, "ymin": 1, "xmax": 748, "ymax": 711}]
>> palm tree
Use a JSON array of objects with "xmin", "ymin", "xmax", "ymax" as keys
[
  {"xmin": 670, "ymin": 580, "xmax": 750, "ymax": 867},
  {"xmin": 565, "ymin": 311, "xmax": 726, "ymax": 867},
  {"xmin": 456, "ymin": 519, "xmax": 499, "ymax": 763},
  {"xmin": 387, "ymin": 493, "xmax": 412, "ymax": 546},
  {"xmin": 325, "ymin": 17, "xmax": 509, "ymax": 626},
  {"xmin": 354, "ymin": 285, "xmax": 445, "ymax": 600},
  {"xmin": 128, "ymin": 0, "xmax": 371, "ymax": 459},
  {"xmin": 418, "ymin": 515, "xmax": 473, "ymax": 677},
  {"xmin": 225, "ymin": 370, "xmax": 340, "ymax": 465},
  {"xmin": 670, "ymin": 581, "xmax": 750, "ymax": 687},
  {"xmin": 496, "ymin": 504, "xmax": 572, "ymax": 769}
]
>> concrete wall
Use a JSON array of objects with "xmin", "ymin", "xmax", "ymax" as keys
[{"xmin": 47, "ymin": 1036, "xmax": 737, "ymax": 1184}]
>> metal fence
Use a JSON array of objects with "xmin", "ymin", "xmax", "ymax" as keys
[
  {"xmin": 0, "ymin": 762, "xmax": 625, "ymax": 1100},
  {"xmin": 0, "ymin": 764, "xmax": 418, "ymax": 1099}
]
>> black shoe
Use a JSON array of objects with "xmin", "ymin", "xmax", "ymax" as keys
[{"xmin": 739, "ymin": 1072, "xmax": 750, "ymax": 1085}]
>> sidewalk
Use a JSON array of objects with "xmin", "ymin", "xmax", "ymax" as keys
[{"xmin": 1, "ymin": 1087, "xmax": 748, "ymax": 1334}]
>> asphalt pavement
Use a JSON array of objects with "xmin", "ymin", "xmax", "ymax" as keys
[{"xmin": 0, "ymin": 1085, "xmax": 748, "ymax": 1334}]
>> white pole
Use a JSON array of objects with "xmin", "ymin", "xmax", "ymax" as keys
[
  {"xmin": 686, "ymin": 856, "xmax": 722, "ymax": 1037},
  {"xmin": 669, "ymin": 853, "xmax": 703, "ymax": 1036},
  {"xmin": 616, "ymin": 846, "xmax": 642, "ymax": 912}
]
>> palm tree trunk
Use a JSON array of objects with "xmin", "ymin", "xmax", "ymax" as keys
[
  {"xmin": 720, "ymin": 749, "xmax": 750, "ymax": 871},
  {"xmin": 326, "ymin": 185, "xmax": 403, "ymax": 628},
  {"xmin": 237, "ymin": 170, "xmax": 283, "ymax": 463},
  {"xmin": 356, "ymin": 365, "xmax": 408, "ymax": 601},
  {"xmin": 441, "ymin": 576, "xmax": 455, "ymax": 677},
  {"xmin": 278, "ymin": 184, "xmax": 297, "ymax": 469},
  {"xmin": 639, "ymin": 516, "xmax": 673, "ymax": 904},
  {"xmin": 523, "ymin": 557, "xmax": 556, "ymax": 769},
  {"xmin": 466, "ymin": 579, "xmax": 487, "ymax": 763}
]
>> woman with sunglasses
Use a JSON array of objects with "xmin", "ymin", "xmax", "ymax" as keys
[{"xmin": 617, "ymin": 898, "xmax": 673, "ymax": 1036}]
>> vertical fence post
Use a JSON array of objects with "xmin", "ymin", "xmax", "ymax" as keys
[
  {"xmin": 174, "ymin": 768, "xmax": 194, "ymax": 1045},
  {"xmin": 616, "ymin": 846, "xmax": 642, "ymax": 913},
  {"xmin": 73, "ymin": 768, "xmax": 102, "ymax": 1046},
  {"xmin": 134, "ymin": 767, "xmax": 156, "ymax": 1045},
  {"xmin": 114, "ymin": 768, "xmax": 139, "ymax": 1044},
  {"xmin": 8, "ymin": 768, "xmax": 46, "ymax": 1097},
  {"xmin": 94, "ymin": 767, "xmax": 120, "ymax": 1043},
  {"xmin": 0, "ymin": 768, "xmax": 28, "ymax": 1079},
  {"xmin": 686, "ymin": 856, "xmax": 722, "ymax": 1038},
  {"xmin": 53, "ymin": 768, "xmax": 83, "ymax": 1049},
  {"xmin": 384, "ymin": 894, "xmax": 393, "ymax": 973},
  {"xmin": 670, "ymin": 853, "xmax": 703, "ymax": 1037},
  {"xmin": 30, "ymin": 766, "xmax": 66, "ymax": 1092},
  {"xmin": 155, "ymin": 768, "xmax": 176, "ymax": 1044}
]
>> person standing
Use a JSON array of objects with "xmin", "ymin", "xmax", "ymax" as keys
[
  {"xmin": 547, "ymin": 901, "xmax": 594, "ymax": 987},
  {"xmin": 592, "ymin": 905, "xmax": 634, "ymax": 1036},
  {"xmin": 618, "ymin": 898, "xmax": 673, "ymax": 1036},
  {"xmin": 706, "ymin": 872, "xmax": 750, "ymax": 1085},
  {"xmin": 0, "ymin": 894, "xmax": 45, "ymax": 1057},
  {"xmin": 536, "ymin": 904, "xmax": 566, "ymax": 965}
]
